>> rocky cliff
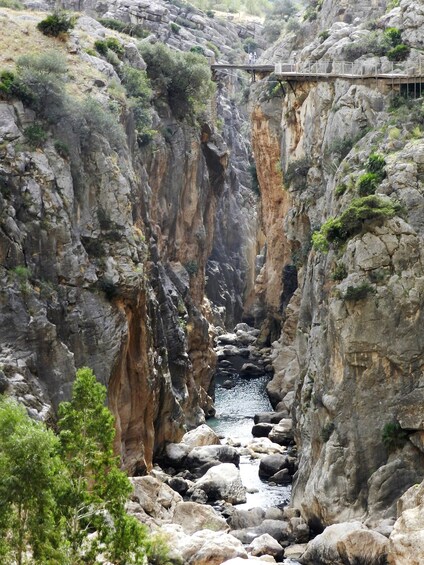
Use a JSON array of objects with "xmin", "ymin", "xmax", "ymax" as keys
[
  {"xmin": 0, "ymin": 4, "xmax": 257, "ymax": 473},
  {"xmin": 252, "ymin": 0, "xmax": 424, "ymax": 531}
]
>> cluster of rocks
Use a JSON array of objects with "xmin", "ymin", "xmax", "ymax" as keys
[
  {"xmin": 215, "ymin": 323, "xmax": 274, "ymax": 389},
  {"xmin": 127, "ymin": 422, "xmax": 309, "ymax": 564}
]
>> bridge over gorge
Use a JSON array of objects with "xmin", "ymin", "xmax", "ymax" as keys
[{"xmin": 211, "ymin": 59, "xmax": 424, "ymax": 96}]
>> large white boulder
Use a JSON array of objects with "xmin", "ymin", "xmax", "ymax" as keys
[
  {"xmin": 160, "ymin": 524, "xmax": 248, "ymax": 564},
  {"xmin": 196, "ymin": 463, "xmax": 247, "ymax": 504},
  {"xmin": 172, "ymin": 501, "xmax": 229, "ymax": 535},
  {"xmin": 182, "ymin": 424, "xmax": 221, "ymax": 449}
]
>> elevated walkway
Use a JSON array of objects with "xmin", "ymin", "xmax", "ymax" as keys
[{"xmin": 211, "ymin": 59, "xmax": 424, "ymax": 90}]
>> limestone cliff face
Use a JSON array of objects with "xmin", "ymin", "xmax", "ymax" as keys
[
  {"xmin": 252, "ymin": 0, "xmax": 424, "ymax": 528},
  {"xmin": 0, "ymin": 7, "xmax": 255, "ymax": 472}
]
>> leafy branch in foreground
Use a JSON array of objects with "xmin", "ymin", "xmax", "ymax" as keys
[{"xmin": 0, "ymin": 367, "xmax": 171, "ymax": 564}]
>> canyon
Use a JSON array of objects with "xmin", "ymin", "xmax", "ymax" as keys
[{"xmin": 1, "ymin": 0, "xmax": 424, "ymax": 563}]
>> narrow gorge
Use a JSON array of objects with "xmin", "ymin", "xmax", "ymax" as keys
[{"xmin": 1, "ymin": 0, "xmax": 424, "ymax": 563}]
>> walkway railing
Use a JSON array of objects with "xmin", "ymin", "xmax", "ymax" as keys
[{"xmin": 274, "ymin": 58, "xmax": 424, "ymax": 78}]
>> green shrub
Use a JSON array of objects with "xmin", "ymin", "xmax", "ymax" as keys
[
  {"xmin": 190, "ymin": 45, "xmax": 206, "ymax": 56},
  {"xmin": 170, "ymin": 22, "xmax": 180, "ymax": 34},
  {"xmin": 24, "ymin": 123, "xmax": 47, "ymax": 147},
  {"xmin": 343, "ymin": 282, "xmax": 375, "ymax": 301},
  {"xmin": 319, "ymin": 30, "xmax": 330, "ymax": 42},
  {"xmin": 332, "ymin": 262, "xmax": 347, "ymax": 281},
  {"xmin": 138, "ymin": 42, "xmax": 215, "ymax": 121},
  {"xmin": 242, "ymin": 37, "xmax": 259, "ymax": 54},
  {"xmin": 13, "ymin": 51, "xmax": 67, "ymax": 118},
  {"xmin": 382, "ymin": 422, "xmax": 408, "ymax": 450},
  {"xmin": 206, "ymin": 41, "xmax": 220, "ymax": 58},
  {"xmin": 312, "ymin": 195, "xmax": 401, "ymax": 251},
  {"xmin": 357, "ymin": 172, "xmax": 379, "ymax": 196},
  {"xmin": 384, "ymin": 27, "xmax": 402, "ymax": 46},
  {"xmin": 387, "ymin": 44, "xmax": 410, "ymax": 61},
  {"xmin": 98, "ymin": 18, "xmax": 149, "ymax": 38},
  {"xmin": 79, "ymin": 97, "xmax": 125, "ymax": 149},
  {"xmin": 206, "ymin": 9, "xmax": 215, "ymax": 17},
  {"xmin": 94, "ymin": 39, "xmax": 109, "ymax": 56},
  {"xmin": 0, "ymin": 0, "xmax": 23, "ymax": 9},
  {"xmin": 37, "ymin": 11, "xmax": 75, "ymax": 37},
  {"xmin": 54, "ymin": 139, "xmax": 69, "ymax": 158},
  {"xmin": 335, "ymin": 183, "xmax": 347, "ymax": 198},
  {"xmin": 0, "ymin": 70, "xmax": 15, "ymax": 98},
  {"xmin": 105, "ymin": 37, "xmax": 125, "ymax": 56},
  {"xmin": 367, "ymin": 153, "xmax": 386, "ymax": 176}
]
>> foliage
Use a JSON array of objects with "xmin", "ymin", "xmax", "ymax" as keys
[
  {"xmin": 387, "ymin": 43, "xmax": 410, "ymax": 61},
  {"xmin": 13, "ymin": 51, "xmax": 67, "ymax": 118},
  {"xmin": 95, "ymin": 37, "xmax": 124, "ymax": 58},
  {"xmin": 344, "ymin": 25, "xmax": 409, "ymax": 61},
  {"xmin": 170, "ymin": 22, "xmax": 181, "ymax": 34},
  {"xmin": 54, "ymin": 139, "xmax": 70, "ymax": 158},
  {"xmin": 242, "ymin": 37, "xmax": 259, "ymax": 54},
  {"xmin": 357, "ymin": 153, "xmax": 386, "ymax": 196},
  {"xmin": 78, "ymin": 97, "xmax": 126, "ymax": 149},
  {"xmin": 335, "ymin": 183, "xmax": 347, "ymax": 198},
  {"xmin": 367, "ymin": 153, "xmax": 386, "ymax": 176},
  {"xmin": 138, "ymin": 42, "xmax": 215, "ymax": 121},
  {"xmin": 332, "ymin": 262, "xmax": 347, "ymax": 281},
  {"xmin": 190, "ymin": 45, "xmax": 206, "ymax": 56},
  {"xmin": 98, "ymin": 18, "xmax": 149, "ymax": 38},
  {"xmin": 319, "ymin": 29, "xmax": 330, "ymax": 42},
  {"xmin": 121, "ymin": 65, "xmax": 153, "ymax": 142},
  {"xmin": 0, "ymin": 0, "xmax": 23, "ymax": 7},
  {"xmin": 312, "ymin": 196, "xmax": 401, "ymax": 251},
  {"xmin": 206, "ymin": 41, "xmax": 220, "ymax": 58},
  {"xmin": 0, "ymin": 398, "xmax": 66, "ymax": 564},
  {"xmin": 37, "ymin": 11, "xmax": 76, "ymax": 37},
  {"xmin": 357, "ymin": 172, "xmax": 379, "ymax": 196},
  {"xmin": 382, "ymin": 421, "xmax": 408, "ymax": 450},
  {"xmin": 343, "ymin": 282, "xmax": 375, "ymax": 301},
  {"xmin": 0, "ymin": 70, "xmax": 16, "ymax": 98},
  {"xmin": 24, "ymin": 123, "xmax": 47, "ymax": 147}
]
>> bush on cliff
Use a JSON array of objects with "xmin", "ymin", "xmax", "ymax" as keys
[
  {"xmin": 312, "ymin": 195, "xmax": 401, "ymax": 251},
  {"xmin": 37, "ymin": 11, "xmax": 76, "ymax": 37},
  {"xmin": 138, "ymin": 42, "xmax": 215, "ymax": 121},
  {"xmin": 0, "ymin": 368, "xmax": 171, "ymax": 564}
]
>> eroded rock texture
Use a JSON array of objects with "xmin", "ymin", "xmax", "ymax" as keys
[
  {"xmin": 0, "ymin": 7, "xmax": 257, "ymax": 472},
  {"xmin": 252, "ymin": 0, "xmax": 424, "ymax": 529}
]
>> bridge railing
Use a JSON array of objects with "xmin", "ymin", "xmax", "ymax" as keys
[{"xmin": 274, "ymin": 58, "xmax": 424, "ymax": 77}]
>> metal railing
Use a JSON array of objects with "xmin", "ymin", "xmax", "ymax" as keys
[{"xmin": 274, "ymin": 58, "xmax": 424, "ymax": 78}]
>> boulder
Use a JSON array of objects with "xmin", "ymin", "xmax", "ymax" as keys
[
  {"xmin": 389, "ymin": 480, "xmax": 424, "ymax": 565},
  {"xmin": 246, "ymin": 437, "xmax": 286, "ymax": 456},
  {"xmin": 284, "ymin": 543, "xmax": 307, "ymax": 560},
  {"xmin": 301, "ymin": 522, "xmax": 389, "ymax": 565},
  {"xmin": 240, "ymin": 363, "xmax": 265, "ymax": 377},
  {"xmin": 252, "ymin": 423, "xmax": 274, "ymax": 438},
  {"xmin": 167, "ymin": 476, "xmax": 190, "ymax": 495},
  {"xmin": 165, "ymin": 442, "xmax": 190, "ymax": 466},
  {"xmin": 259, "ymin": 454, "xmax": 289, "ymax": 479},
  {"xmin": 182, "ymin": 424, "xmax": 221, "ymax": 449},
  {"xmin": 249, "ymin": 533, "xmax": 284, "ymax": 559},
  {"xmin": 159, "ymin": 524, "xmax": 248, "ymax": 564},
  {"xmin": 173, "ymin": 501, "xmax": 228, "ymax": 535},
  {"xmin": 196, "ymin": 463, "xmax": 247, "ymax": 504},
  {"xmin": 268, "ymin": 419, "xmax": 294, "ymax": 446},
  {"xmin": 228, "ymin": 507, "xmax": 266, "ymax": 530},
  {"xmin": 254, "ymin": 411, "xmax": 290, "ymax": 424},
  {"xmin": 186, "ymin": 445, "xmax": 240, "ymax": 477},
  {"xmin": 129, "ymin": 476, "xmax": 182, "ymax": 525},
  {"xmin": 269, "ymin": 468, "xmax": 292, "ymax": 485}
]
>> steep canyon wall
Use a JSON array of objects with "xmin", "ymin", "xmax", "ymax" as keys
[{"xmin": 252, "ymin": 0, "xmax": 424, "ymax": 529}]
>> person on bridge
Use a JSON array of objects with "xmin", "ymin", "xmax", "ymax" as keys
[{"xmin": 248, "ymin": 52, "xmax": 253, "ymax": 65}]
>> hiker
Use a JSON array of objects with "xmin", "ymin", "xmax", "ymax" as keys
[{"xmin": 248, "ymin": 52, "xmax": 253, "ymax": 65}]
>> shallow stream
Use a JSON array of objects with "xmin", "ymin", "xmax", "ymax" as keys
[{"xmin": 208, "ymin": 374, "xmax": 291, "ymax": 510}]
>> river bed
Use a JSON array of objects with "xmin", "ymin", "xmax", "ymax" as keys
[{"xmin": 208, "ymin": 374, "xmax": 291, "ymax": 510}]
